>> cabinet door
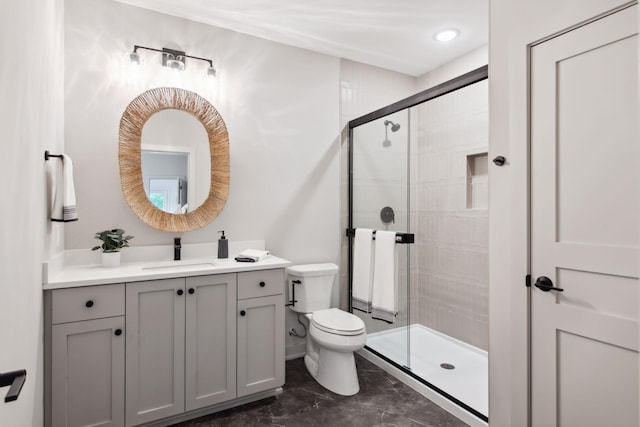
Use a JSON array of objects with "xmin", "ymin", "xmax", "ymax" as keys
[
  {"xmin": 125, "ymin": 278, "xmax": 185, "ymax": 427},
  {"xmin": 51, "ymin": 316, "xmax": 124, "ymax": 427},
  {"xmin": 237, "ymin": 295, "xmax": 285, "ymax": 397},
  {"xmin": 185, "ymin": 274, "xmax": 237, "ymax": 411}
]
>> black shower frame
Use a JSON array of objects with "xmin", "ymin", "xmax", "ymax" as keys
[{"xmin": 347, "ymin": 65, "xmax": 489, "ymax": 422}]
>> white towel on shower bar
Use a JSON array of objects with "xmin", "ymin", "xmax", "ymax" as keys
[
  {"xmin": 352, "ymin": 228, "xmax": 374, "ymax": 313},
  {"xmin": 371, "ymin": 230, "xmax": 397, "ymax": 323},
  {"xmin": 51, "ymin": 154, "xmax": 78, "ymax": 222}
]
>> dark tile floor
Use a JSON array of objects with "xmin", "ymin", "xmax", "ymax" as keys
[{"xmin": 173, "ymin": 354, "xmax": 469, "ymax": 427}]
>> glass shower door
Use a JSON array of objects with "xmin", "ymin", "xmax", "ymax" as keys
[{"xmin": 350, "ymin": 109, "xmax": 411, "ymax": 369}]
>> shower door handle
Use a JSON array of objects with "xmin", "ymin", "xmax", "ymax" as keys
[{"xmin": 534, "ymin": 276, "xmax": 563, "ymax": 292}]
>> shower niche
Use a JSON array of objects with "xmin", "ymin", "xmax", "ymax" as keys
[{"xmin": 466, "ymin": 152, "xmax": 488, "ymax": 210}]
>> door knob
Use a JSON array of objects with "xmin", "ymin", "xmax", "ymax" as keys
[
  {"xmin": 534, "ymin": 276, "xmax": 564, "ymax": 292},
  {"xmin": 492, "ymin": 156, "xmax": 506, "ymax": 166}
]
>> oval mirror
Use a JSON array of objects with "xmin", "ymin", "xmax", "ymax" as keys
[{"xmin": 119, "ymin": 87, "xmax": 229, "ymax": 232}]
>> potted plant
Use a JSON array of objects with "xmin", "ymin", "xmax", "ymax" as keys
[{"xmin": 92, "ymin": 229, "xmax": 134, "ymax": 267}]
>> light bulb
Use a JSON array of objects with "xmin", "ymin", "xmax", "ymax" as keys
[
  {"xmin": 129, "ymin": 51, "xmax": 140, "ymax": 64},
  {"xmin": 433, "ymin": 29, "xmax": 460, "ymax": 42}
]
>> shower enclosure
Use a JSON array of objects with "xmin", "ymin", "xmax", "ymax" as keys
[{"xmin": 348, "ymin": 66, "xmax": 489, "ymax": 422}]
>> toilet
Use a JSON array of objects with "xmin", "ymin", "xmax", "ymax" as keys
[{"xmin": 286, "ymin": 263, "xmax": 367, "ymax": 396}]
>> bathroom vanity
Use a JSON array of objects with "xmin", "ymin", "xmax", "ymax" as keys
[{"xmin": 43, "ymin": 252, "xmax": 290, "ymax": 427}]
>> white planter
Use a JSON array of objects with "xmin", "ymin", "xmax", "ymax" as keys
[{"xmin": 101, "ymin": 251, "xmax": 121, "ymax": 268}]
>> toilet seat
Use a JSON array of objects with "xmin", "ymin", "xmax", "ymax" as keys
[{"xmin": 311, "ymin": 308, "xmax": 365, "ymax": 336}]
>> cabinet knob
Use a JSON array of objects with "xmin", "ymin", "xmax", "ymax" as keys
[
  {"xmin": 240, "ymin": 310, "xmax": 246, "ymax": 317},
  {"xmin": 177, "ymin": 289, "xmax": 184, "ymax": 296},
  {"xmin": 188, "ymin": 288, "xmax": 195, "ymax": 294},
  {"xmin": 85, "ymin": 300, "xmax": 94, "ymax": 308},
  {"xmin": 259, "ymin": 281, "xmax": 266, "ymax": 287},
  {"xmin": 114, "ymin": 329, "xmax": 122, "ymax": 336}
]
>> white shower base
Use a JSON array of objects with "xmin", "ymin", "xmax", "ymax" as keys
[{"xmin": 365, "ymin": 323, "xmax": 488, "ymax": 419}]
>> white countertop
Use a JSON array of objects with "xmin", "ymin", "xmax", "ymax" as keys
[{"xmin": 43, "ymin": 241, "xmax": 292, "ymax": 290}]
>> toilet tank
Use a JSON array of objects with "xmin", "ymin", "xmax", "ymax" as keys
[{"xmin": 286, "ymin": 263, "xmax": 338, "ymax": 313}]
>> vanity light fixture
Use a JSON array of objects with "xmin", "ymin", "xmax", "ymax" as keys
[
  {"xmin": 129, "ymin": 45, "xmax": 216, "ymax": 77},
  {"xmin": 433, "ymin": 28, "xmax": 460, "ymax": 42}
]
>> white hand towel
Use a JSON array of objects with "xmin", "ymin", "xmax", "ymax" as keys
[
  {"xmin": 51, "ymin": 154, "xmax": 78, "ymax": 222},
  {"xmin": 234, "ymin": 249, "xmax": 270, "ymax": 262},
  {"xmin": 352, "ymin": 228, "xmax": 374, "ymax": 313},
  {"xmin": 371, "ymin": 230, "xmax": 397, "ymax": 323}
]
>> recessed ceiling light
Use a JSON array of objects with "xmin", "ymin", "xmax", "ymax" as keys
[{"xmin": 433, "ymin": 29, "xmax": 460, "ymax": 42}]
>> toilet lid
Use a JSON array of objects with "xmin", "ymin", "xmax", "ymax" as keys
[{"xmin": 311, "ymin": 308, "xmax": 365, "ymax": 336}]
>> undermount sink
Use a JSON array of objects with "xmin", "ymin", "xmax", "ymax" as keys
[{"xmin": 142, "ymin": 261, "xmax": 218, "ymax": 271}]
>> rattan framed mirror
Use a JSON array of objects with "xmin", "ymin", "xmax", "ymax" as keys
[{"xmin": 119, "ymin": 87, "xmax": 229, "ymax": 232}]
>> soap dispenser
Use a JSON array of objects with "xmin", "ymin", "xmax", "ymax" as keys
[{"xmin": 217, "ymin": 231, "xmax": 228, "ymax": 259}]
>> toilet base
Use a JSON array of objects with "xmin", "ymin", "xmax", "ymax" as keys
[{"xmin": 312, "ymin": 347, "xmax": 360, "ymax": 396}]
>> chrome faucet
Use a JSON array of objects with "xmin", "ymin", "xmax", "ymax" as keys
[{"xmin": 174, "ymin": 237, "xmax": 181, "ymax": 261}]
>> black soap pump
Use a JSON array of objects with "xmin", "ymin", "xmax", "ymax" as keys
[{"xmin": 217, "ymin": 231, "xmax": 228, "ymax": 259}]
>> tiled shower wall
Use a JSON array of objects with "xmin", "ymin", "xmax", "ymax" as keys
[{"xmin": 414, "ymin": 46, "xmax": 489, "ymax": 350}]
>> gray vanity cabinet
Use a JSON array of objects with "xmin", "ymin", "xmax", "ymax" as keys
[
  {"xmin": 125, "ymin": 278, "xmax": 185, "ymax": 426},
  {"xmin": 237, "ymin": 270, "xmax": 285, "ymax": 397},
  {"xmin": 46, "ymin": 267, "xmax": 286, "ymax": 427},
  {"xmin": 46, "ymin": 284, "xmax": 125, "ymax": 427}
]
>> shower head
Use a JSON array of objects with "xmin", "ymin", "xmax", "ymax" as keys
[{"xmin": 384, "ymin": 120, "xmax": 401, "ymax": 132}]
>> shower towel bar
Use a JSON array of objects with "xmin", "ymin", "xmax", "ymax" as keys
[
  {"xmin": 345, "ymin": 228, "xmax": 414, "ymax": 244},
  {"xmin": 44, "ymin": 151, "xmax": 63, "ymax": 161}
]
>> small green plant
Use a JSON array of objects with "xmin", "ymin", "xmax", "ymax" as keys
[{"xmin": 91, "ymin": 229, "xmax": 134, "ymax": 253}]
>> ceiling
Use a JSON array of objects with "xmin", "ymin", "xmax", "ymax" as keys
[{"xmin": 115, "ymin": 0, "xmax": 488, "ymax": 77}]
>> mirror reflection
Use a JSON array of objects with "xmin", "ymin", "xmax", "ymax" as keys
[{"xmin": 140, "ymin": 109, "xmax": 210, "ymax": 214}]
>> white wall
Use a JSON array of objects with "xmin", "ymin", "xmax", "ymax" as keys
[
  {"xmin": 489, "ymin": 0, "xmax": 633, "ymax": 425},
  {"xmin": 0, "ymin": 0, "xmax": 64, "ymax": 425},
  {"xmin": 417, "ymin": 45, "xmax": 488, "ymax": 91},
  {"xmin": 64, "ymin": 0, "xmax": 341, "ymax": 357}
]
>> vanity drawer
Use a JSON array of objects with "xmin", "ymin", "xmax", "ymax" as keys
[
  {"xmin": 237, "ymin": 269, "xmax": 284, "ymax": 299},
  {"xmin": 51, "ymin": 283, "xmax": 125, "ymax": 324}
]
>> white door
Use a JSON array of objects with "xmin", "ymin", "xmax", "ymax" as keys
[{"xmin": 530, "ymin": 5, "xmax": 639, "ymax": 427}]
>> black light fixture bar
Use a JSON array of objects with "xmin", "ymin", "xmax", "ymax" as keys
[{"xmin": 130, "ymin": 45, "xmax": 216, "ymax": 76}]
